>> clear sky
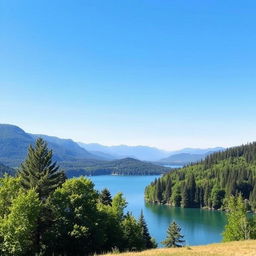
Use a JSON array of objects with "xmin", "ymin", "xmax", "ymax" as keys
[{"xmin": 1, "ymin": 0, "xmax": 256, "ymax": 150}]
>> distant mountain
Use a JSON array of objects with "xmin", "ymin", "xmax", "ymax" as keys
[
  {"xmin": 159, "ymin": 153, "xmax": 208, "ymax": 165},
  {"xmin": 78, "ymin": 143, "xmax": 170, "ymax": 161},
  {"xmin": 159, "ymin": 148, "xmax": 224, "ymax": 165},
  {"xmin": 30, "ymin": 134, "xmax": 96, "ymax": 161},
  {"xmin": 79, "ymin": 143, "xmax": 224, "ymax": 162},
  {"xmin": 167, "ymin": 147, "xmax": 224, "ymax": 156},
  {"xmin": 64, "ymin": 157, "xmax": 171, "ymax": 177},
  {"xmin": 87, "ymin": 151, "xmax": 117, "ymax": 161},
  {"xmin": 0, "ymin": 162, "xmax": 15, "ymax": 177},
  {"xmin": 0, "ymin": 124, "xmax": 102, "ymax": 167}
]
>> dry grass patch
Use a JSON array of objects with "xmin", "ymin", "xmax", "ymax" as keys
[{"xmin": 101, "ymin": 240, "xmax": 256, "ymax": 256}]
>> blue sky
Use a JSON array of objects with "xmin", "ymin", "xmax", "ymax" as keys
[{"xmin": 1, "ymin": 0, "xmax": 256, "ymax": 150}]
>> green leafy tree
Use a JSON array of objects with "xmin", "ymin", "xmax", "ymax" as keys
[
  {"xmin": 112, "ymin": 192, "xmax": 127, "ymax": 220},
  {"xmin": 18, "ymin": 138, "xmax": 65, "ymax": 200},
  {"xmin": 99, "ymin": 188, "xmax": 112, "ymax": 206},
  {"xmin": 121, "ymin": 213, "xmax": 144, "ymax": 251},
  {"xmin": 0, "ymin": 176, "xmax": 21, "ymax": 218},
  {"xmin": 162, "ymin": 221, "xmax": 185, "ymax": 248},
  {"xmin": 138, "ymin": 211, "xmax": 156, "ymax": 249},
  {"xmin": 48, "ymin": 177, "xmax": 102, "ymax": 255},
  {"xmin": 223, "ymin": 195, "xmax": 251, "ymax": 242},
  {"xmin": 211, "ymin": 186, "xmax": 225, "ymax": 210},
  {"xmin": 0, "ymin": 189, "xmax": 41, "ymax": 256}
]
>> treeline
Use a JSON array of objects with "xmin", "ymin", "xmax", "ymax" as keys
[
  {"xmin": 64, "ymin": 157, "xmax": 169, "ymax": 177},
  {"xmin": 0, "ymin": 139, "xmax": 156, "ymax": 256},
  {"xmin": 145, "ymin": 142, "xmax": 256, "ymax": 211}
]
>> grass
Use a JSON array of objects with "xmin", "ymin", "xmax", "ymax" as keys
[{"xmin": 101, "ymin": 240, "xmax": 256, "ymax": 256}]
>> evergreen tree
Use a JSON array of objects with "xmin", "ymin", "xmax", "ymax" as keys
[
  {"xmin": 162, "ymin": 221, "xmax": 185, "ymax": 248},
  {"xmin": 99, "ymin": 188, "xmax": 112, "ymax": 206},
  {"xmin": 138, "ymin": 211, "xmax": 156, "ymax": 249},
  {"xmin": 18, "ymin": 138, "xmax": 65, "ymax": 200},
  {"xmin": 18, "ymin": 138, "xmax": 65, "ymax": 255},
  {"xmin": 121, "ymin": 213, "xmax": 144, "ymax": 251}
]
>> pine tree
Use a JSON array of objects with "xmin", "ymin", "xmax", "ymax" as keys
[
  {"xmin": 18, "ymin": 138, "xmax": 65, "ymax": 200},
  {"xmin": 162, "ymin": 221, "xmax": 185, "ymax": 248},
  {"xmin": 18, "ymin": 138, "xmax": 65, "ymax": 254},
  {"xmin": 99, "ymin": 188, "xmax": 112, "ymax": 205},
  {"xmin": 138, "ymin": 211, "xmax": 155, "ymax": 249}
]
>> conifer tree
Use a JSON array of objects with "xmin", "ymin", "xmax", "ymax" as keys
[
  {"xmin": 138, "ymin": 211, "xmax": 155, "ymax": 249},
  {"xmin": 18, "ymin": 138, "xmax": 65, "ymax": 254},
  {"xmin": 18, "ymin": 138, "xmax": 65, "ymax": 200},
  {"xmin": 99, "ymin": 188, "xmax": 112, "ymax": 205},
  {"xmin": 162, "ymin": 221, "xmax": 185, "ymax": 248}
]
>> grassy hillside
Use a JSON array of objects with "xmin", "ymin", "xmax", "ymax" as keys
[{"xmin": 101, "ymin": 240, "xmax": 256, "ymax": 256}]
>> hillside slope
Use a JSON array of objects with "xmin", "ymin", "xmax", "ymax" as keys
[
  {"xmin": 0, "ymin": 162, "xmax": 15, "ymax": 177},
  {"xmin": 0, "ymin": 124, "xmax": 101, "ymax": 166},
  {"xmin": 101, "ymin": 240, "xmax": 256, "ymax": 256},
  {"xmin": 79, "ymin": 143, "xmax": 170, "ymax": 161},
  {"xmin": 145, "ymin": 142, "xmax": 256, "ymax": 210},
  {"xmin": 159, "ymin": 153, "xmax": 207, "ymax": 164},
  {"xmin": 64, "ymin": 157, "xmax": 171, "ymax": 177}
]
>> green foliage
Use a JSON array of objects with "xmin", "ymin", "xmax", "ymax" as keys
[
  {"xmin": 0, "ymin": 176, "xmax": 21, "ymax": 217},
  {"xmin": 121, "ymin": 213, "xmax": 145, "ymax": 251},
  {"xmin": 0, "ymin": 189, "xmax": 41, "ymax": 256},
  {"xmin": 18, "ymin": 138, "xmax": 65, "ymax": 199},
  {"xmin": 145, "ymin": 143, "xmax": 256, "ymax": 211},
  {"xmin": 162, "ymin": 221, "xmax": 185, "ymax": 248},
  {"xmin": 0, "ymin": 140, "xmax": 156, "ymax": 255},
  {"xmin": 47, "ymin": 177, "xmax": 101, "ymax": 255},
  {"xmin": 99, "ymin": 188, "xmax": 112, "ymax": 206},
  {"xmin": 222, "ymin": 195, "xmax": 252, "ymax": 242},
  {"xmin": 65, "ymin": 157, "xmax": 170, "ymax": 177},
  {"xmin": 138, "ymin": 211, "xmax": 157, "ymax": 249}
]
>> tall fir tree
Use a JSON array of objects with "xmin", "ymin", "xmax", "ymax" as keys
[
  {"xmin": 18, "ymin": 138, "xmax": 65, "ymax": 200},
  {"xmin": 138, "ymin": 211, "xmax": 156, "ymax": 249},
  {"xmin": 99, "ymin": 188, "xmax": 112, "ymax": 206},
  {"xmin": 162, "ymin": 221, "xmax": 185, "ymax": 248},
  {"xmin": 18, "ymin": 138, "xmax": 65, "ymax": 254}
]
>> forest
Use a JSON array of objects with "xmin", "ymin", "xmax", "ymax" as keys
[
  {"xmin": 0, "ymin": 139, "xmax": 156, "ymax": 256},
  {"xmin": 145, "ymin": 142, "xmax": 256, "ymax": 211},
  {"xmin": 64, "ymin": 157, "xmax": 169, "ymax": 177}
]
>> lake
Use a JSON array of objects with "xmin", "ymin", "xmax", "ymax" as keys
[{"xmin": 89, "ymin": 175, "xmax": 226, "ymax": 247}]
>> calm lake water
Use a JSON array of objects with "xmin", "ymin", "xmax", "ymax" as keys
[{"xmin": 89, "ymin": 175, "xmax": 226, "ymax": 247}]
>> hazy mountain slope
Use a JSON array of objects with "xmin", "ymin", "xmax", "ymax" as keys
[
  {"xmin": 0, "ymin": 162, "xmax": 15, "ymax": 177},
  {"xmin": 168, "ymin": 147, "xmax": 224, "ymax": 155},
  {"xmin": 158, "ymin": 147, "xmax": 225, "ymax": 164},
  {"xmin": 30, "ymin": 134, "xmax": 97, "ymax": 161},
  {"xmin": 0, "ymin": 124, "xmax": 102, "ymax": 166},
  {"xmin": 79, "ymin": 143, "xmax": 170, "ymax": 161},
  {"xmin": 160, "ymin": 152, "xmax": 207, "ymax": 164},
  {"xmin": 88, "ymin": 151, "xmax": 117, "ymax": 160},
  {"xmin": 79, "ymin": 142, "xmax": 224, "ymax": 162},
  {"xmin": 0, "ymin": 124, "xmax": 34, "ymax": 166}
]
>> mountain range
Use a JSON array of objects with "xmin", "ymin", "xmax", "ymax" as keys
[
  {"xmin": 0, "ymin": 124, "xmax": 224, "ymax": 171},
  {"xmin": 79, "ymin": 142, "xmax": 224, "ymax": 163}
]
